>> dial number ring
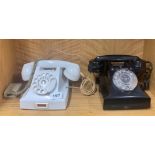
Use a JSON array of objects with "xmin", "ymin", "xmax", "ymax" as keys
[
  {"xmin": 32, "ymin": 73, "xmax": 56, "ymax": 95},
  {"xmin": 113, "ymin": 69, "xmax": 138, "ymax": 91}
]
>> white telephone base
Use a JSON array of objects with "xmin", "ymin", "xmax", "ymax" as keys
[
  {"xmin": 20, "ymin": 69, "xmax": 70, "ymax": 110},
  {"xmin": 20, "ymin": 82, "xmax": 69, "ymax": 110}
]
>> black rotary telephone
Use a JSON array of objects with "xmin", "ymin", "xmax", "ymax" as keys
[{"xmin": 88, "ymin": 55, "xmax": 153, "ymax": 110}]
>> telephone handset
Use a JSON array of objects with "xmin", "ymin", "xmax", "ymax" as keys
[
  {"xmin": 22, "ymin": 60, "xmax": 80, "ymax": 82},
  {"xmin": 22, "ymin": 60, "xmax": 80, "ymax": 95},
  {"xmin": 88, "ymin": 55, "xmax": 153, "ymax": 110},
  {"xmin": 88, "ymin": 55, "xmax": 153, "ymax": 90}
]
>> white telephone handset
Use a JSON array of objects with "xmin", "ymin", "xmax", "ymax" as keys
[{"xmin": 20, "ymin": 60, "xmax": 80, "ymax": 110}]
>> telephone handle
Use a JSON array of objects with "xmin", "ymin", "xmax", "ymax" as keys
[
  {"xmin": 95, "ymin": 55, "xmax": 141, "ymax": 62},
  {"xmin": 88, "ymin": 55, "xmax": 143, "ymax": 73}
]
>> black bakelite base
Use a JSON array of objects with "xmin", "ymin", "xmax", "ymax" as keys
[
  {"xmin": 100, "ymin": 85, "xmax": 151, "ymax": 110},
  {"xmin": 103, "ymin": 95, "xmax": 150, "ymax": 110}
]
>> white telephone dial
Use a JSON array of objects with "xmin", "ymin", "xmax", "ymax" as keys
[{"xmin": 19, "ymin": 60, "xmax": 80, "ymax": 110}]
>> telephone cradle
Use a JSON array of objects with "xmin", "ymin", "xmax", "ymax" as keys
[
  {"xmin": 88, "ymin": 55, "xmax": 153, "ymax": 110},
  {"xmin": 20, "ymin": 60, "xmax": 80, "ymax": 110}
]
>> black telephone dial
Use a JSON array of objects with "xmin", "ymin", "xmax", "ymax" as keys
[{"xmin": 88, "ymin": 55, "xmax": 153, "ymax": 110}]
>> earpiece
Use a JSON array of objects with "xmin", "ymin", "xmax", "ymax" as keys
[
  {"xmin": 21, "ymin": 62, "xmax": 34, "ymax": 81},
  {"xmin": 63, "ymin": 64, "xmax": 80, "ymax": 81}
]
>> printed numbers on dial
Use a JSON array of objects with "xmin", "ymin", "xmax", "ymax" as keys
[{"xmin": 32, "ymin": 73, "xmax": 57, "ymax": 95}]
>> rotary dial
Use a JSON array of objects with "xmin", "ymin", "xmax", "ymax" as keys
[
  {"xmin": 112, "ymin": 68, "xmax": 138, "ymax": 91},
  {"xmin": 32, "ymin": 73, "xmax": 57, "ymax": 95}
]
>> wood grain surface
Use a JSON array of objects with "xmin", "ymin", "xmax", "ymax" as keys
[
  {"xmin": 14, "ymin": 39, "xmax": 144, "ymax": 77},
  {"xmin": 144, "ymin": 40, "xmax": 155, "ymax": 95},
  {"xmin": 1, "ymin": 39, "xmax": 154, "ymax": 116},
  {"xmin": 0, "ymin": 40, "xmax": 16, "ymax": 101}
]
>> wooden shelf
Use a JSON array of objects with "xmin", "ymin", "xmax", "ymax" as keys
[
  {"xmin": 0, "ymin": 89, "xmax": 155, "ymax": 116},
  {"xmin": 1, "ymin": 39, "xmax": 155, "ymax": 115}
]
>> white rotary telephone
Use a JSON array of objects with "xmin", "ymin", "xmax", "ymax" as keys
[
  {"xmin": 4, "ymin": 59, "xmax": 96, "ymax": 110},
  {"xmin": 19, "ymin": 60, "xmax": 80, "ymax": 110}
]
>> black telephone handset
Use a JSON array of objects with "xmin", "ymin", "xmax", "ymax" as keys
[
  {"xmin": 88, "ymin": 55, "xmax": 153, "ymax": 110},
  {"xmin": 88, "ymin": 55, "xmax": 153, "ymax": 90}
]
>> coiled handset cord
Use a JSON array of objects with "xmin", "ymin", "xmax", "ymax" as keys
[
  {"xmin": 142, "ymin": 61, "xmax": 153, "ymax": 90},
  {"xmin": 80, "ymin": 72, "xmax": 96, "ymax": 96}
]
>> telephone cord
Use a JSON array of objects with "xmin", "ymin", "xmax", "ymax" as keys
[{"xmin": 79, "ymin": 72, "xmax": 96, "ymax": 96}]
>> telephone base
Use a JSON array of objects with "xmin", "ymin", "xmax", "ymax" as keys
[
  {"xmin": 100, "ymin": 81, "xmax": 151, "ymax": 110},
  {"xmin": 20, "ymin": 102, "xmax": 68, "ymax": 110},
  {"xmin": 20, "ymin": 87, "xmax": 69, "ymax": 110},
  {"xmin": 20, "ymin": 94, "xmax": 69, "ymax": 110},
  {"xmin": 103, "ymin": 96, "xmax": 150, "ymax": 110}
]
